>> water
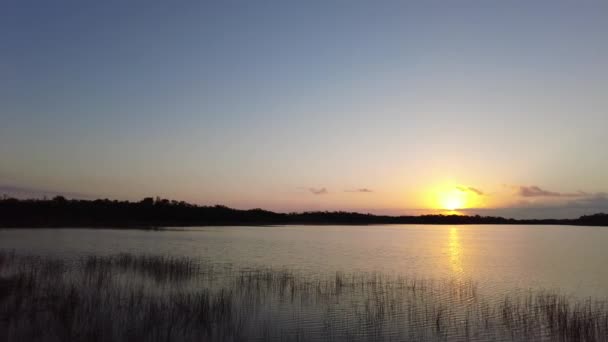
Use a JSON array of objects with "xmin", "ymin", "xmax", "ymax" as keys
[
  {"xmin": 2, "ymin": 225, "xmax": 608, "ymax": 341},
  {"xmin": 2, "ymin": 225, "xmax": 608, "ymax": 298}
]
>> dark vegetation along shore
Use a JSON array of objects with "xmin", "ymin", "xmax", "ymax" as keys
[
  {"xmin": 1, "ymin": 196, "xmax": 608, "ymax": 228},
  {"xmin": 2, "ymin": 249, "xmax": 608, "ymax": 341}
]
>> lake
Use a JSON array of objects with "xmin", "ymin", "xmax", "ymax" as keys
[
  {"xmin": 2, "ymin": 225, "xmax": 608, "ymax": 341},
  {"xmin": 2, "ymin": 224, "xmax": 608, "ymax": 297}
]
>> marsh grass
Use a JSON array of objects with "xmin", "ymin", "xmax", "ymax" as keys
[
  {"xmin": 82, "ymin": 254, "xmax": 200, "ymax": 283},
  {"xmin": 1, "ymin": 249, "xmax": 607, "ymax": 341}
]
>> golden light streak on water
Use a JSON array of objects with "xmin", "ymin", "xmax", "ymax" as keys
[{"xmin": 449, "ymin": 227, "xmax": 464, "ymax": 276}]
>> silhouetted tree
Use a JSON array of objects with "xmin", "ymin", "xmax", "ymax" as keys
[{"xmin": 0, "ymin": 197, "xmax": 606, "ymax": 228}]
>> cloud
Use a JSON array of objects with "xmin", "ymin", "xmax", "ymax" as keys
[
  {"xmin": 518, "ymin": 185, "xmax": 586, "ymax": 198},
  {"xmin": 456, "ymin": 186, "xmax": 484, "ymax": 196},
  {"xmin": 309, "ymin": 187, "xmax": 328, "ymax": 195},
  {"xmin": 565, "ymin": 192, "xmax": 608, "ymax": 208},
  {"xmin": 482, "ymin": 187, "xmax": 608, "ymax": 218},
  {"xmin": 345, "ymin": 188, "xmax": 373, "ymax": 193},
  {"xmin": 460, "ymin": 192, "xmax": 608, "ymax": 219}
]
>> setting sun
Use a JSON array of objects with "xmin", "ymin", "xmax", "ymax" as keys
[{"xmin": 440, "ymin": 189, "xmax": 467, "ymax": 211}]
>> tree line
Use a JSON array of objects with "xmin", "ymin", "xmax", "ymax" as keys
[{"xmin": 0, "ymin": 196, "xmax": 607, "ymax": 228}]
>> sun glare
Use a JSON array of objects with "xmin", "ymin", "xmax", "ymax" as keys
[{"xmin": 438, "ymin": 188, "xmax": 467, "ymax": 211}]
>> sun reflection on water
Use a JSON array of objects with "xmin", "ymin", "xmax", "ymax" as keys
[{"xmin": 449, "ymin": 227, "xmax": 464, "ymax": 276}]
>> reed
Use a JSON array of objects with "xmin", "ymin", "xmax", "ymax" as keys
[
  {"xmin": 82, "ymin": 253, "xmax": 200, "ymax": 282},
  {"xmin": 1, "ymin": 250, "xmax": 607, "ymax": 341}
]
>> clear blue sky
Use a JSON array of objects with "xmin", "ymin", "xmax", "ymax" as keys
[{"xmin": 1, "ymin": 1, "xmax": 607, "ymax": 218}]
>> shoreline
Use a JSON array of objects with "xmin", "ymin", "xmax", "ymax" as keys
[{"xmin": 0, "ymin": 222, "xmax": 606, "ymax": 229}]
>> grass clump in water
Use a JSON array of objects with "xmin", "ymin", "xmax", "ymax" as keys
[{"xmin": 1, "ymin": 249, "xmax": 607, "ymax": 341}]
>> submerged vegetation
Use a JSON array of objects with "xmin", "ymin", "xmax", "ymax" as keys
[
  {"xmin": 1, "ymin": 250, "xmax": 608, "ymax": 341},
  {"xmin": 1, "ymin": 196, "xmax": 608, "ymax": 227}
]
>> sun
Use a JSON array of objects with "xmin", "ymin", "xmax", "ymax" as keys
[
  {"xmin": 425, "ymin": 184, "xmax": 482, "ymax": 212},
  {"xmin": 439, "ymin": 189, "xmax": 467, "ymax": 211}
]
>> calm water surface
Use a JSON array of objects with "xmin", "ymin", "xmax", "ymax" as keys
[{"xmin": 2, "ymin": 224, "xmax": 607, "ymax": 299}]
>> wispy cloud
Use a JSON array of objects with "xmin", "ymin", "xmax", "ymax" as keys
[
  {"xmin": 309, "ymin": 187, "xmax": 328, "ymax": 195},
  {"xmin": 345, "ymin": 188, "xmax": 373, "ymax": 193},
  {"xmin": 456, "ymin": 186, "xmax": 484, "ymax": 196},
  {"xmin": 518, "ymin": 185, "xmax": 586, "ymax": 198}
]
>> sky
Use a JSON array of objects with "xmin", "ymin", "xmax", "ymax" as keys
[{"xmin": 1, "ymin": 1, "xmax": 607, "ymax": 218}]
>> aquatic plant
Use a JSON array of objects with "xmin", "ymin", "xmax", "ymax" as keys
[{"xmin": 1, "ymin": 250, "xmax": 607, "ymax": 341}]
